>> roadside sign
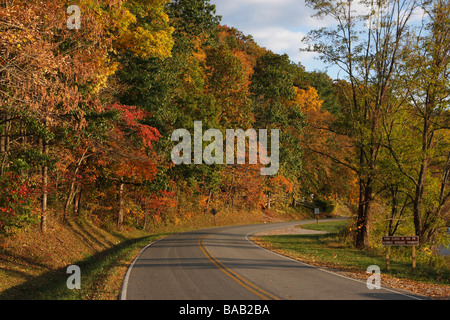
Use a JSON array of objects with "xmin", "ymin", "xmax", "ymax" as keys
[
  {"xmin": 382, "ymin": 236, "xmax": 419, "ymax": 246},
  {"xmin": 210, "ymin": 208, "xmax": 218, "ymax": 226},
  {"xmin": 314, "ymin": 208, "xmax": 320, "ymax": 224},
  {"xmin": 382, "ymin": 236, "xmax": 419, "ymax": 271}
]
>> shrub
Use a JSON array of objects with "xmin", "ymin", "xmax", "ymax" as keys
[
  {"xmin": 0, "ymin": 173, "xmax": 36, "ymax": 235},
  {"xmin": 313, "ymin": 198, "xmax": 335, "ymax": 214}
]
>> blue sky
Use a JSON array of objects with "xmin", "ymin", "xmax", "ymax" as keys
[
  {"xmin": 210, "ymin": 0, "xmax": 333, "ymax": 76},
  {"xmin": 210, "ymin": 0, "xmax": 426, "ymax": 80}
]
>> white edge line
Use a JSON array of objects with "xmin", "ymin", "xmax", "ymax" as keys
[
  {"xmin": 119, "ymin": 238, "xmax": 164, "ymax": 300},
  {"xmin": 119, "ymin": 221, "xmax": 426, "ymax": 301},
  {"xmin": 244, "ymin": 225, "xmax": 425, "ymax": 301}
]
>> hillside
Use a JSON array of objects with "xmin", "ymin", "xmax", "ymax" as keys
[{"xmin": 0, "ymin": 207, "xmax": 305, "ymax": 299}]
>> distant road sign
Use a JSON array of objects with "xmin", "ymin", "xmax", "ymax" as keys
[
  {"xmin": 210, "ymin": 208, "xmax": 217, "ymax": 216},
  {"xmin": 382, "ymin": 236, "xmax": 419, "ymax": 246},
  {"xmin": 314, "ymin": 208, "xmax": 320, "ymax": 215}
]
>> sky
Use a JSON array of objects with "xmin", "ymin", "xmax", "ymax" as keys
[
  {"xmin": 209, "ymin": 0, "xmax": 426, "ymax": 80},
  {"xmin": 210, "ymin": 0, "xmax": 333, "ymax": 77}
]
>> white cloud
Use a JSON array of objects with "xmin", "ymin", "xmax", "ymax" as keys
[
  {"xmin": 211, "ymin": 0, "xmax": 330, "ymax": 72},
  {"xmin": 245, "ymin": 26, "xmax": 317, "ymax": 66},
  {"xmin": 210, "ymin": 0, "xmax": 426, "ymax": 79},
  {"xmin": 213, "ymin": 0, "xmax": 330, "ymax": 31},
  {"xmin": 248, "ymin": 27, "xmax": 302, "ymax": 52}
]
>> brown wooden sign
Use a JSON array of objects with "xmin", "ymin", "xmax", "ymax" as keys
[
  {"xmin": 382, "ymin": 236, "xmax": 419, "ymax": 246},
  {"xmin": 382, "ymin": 236, "xmax": 419, "ymax": 271}
]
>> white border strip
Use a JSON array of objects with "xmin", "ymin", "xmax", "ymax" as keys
[
  {"xmin": 119, "ymin": 238, "xmax": 164, "ymax": 300},
  {"xmin": 119, "ymin": 220, "xmax": 426, "ymax": 301},
  {"xmin": 245, "ymin": 225, "xmax": 424, "ymax": 301}
]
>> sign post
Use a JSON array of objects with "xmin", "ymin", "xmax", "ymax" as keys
[
  {"xmin": 314, "ymin": 208, "xmax": 320, "ymax": 224},
  {"xmin": 210, "ymin": 208, "xmax": 218, "ymax": 226},
  {"xmin": 382, "ymin": 236, "xmax": 419, "ymax": 271},
  {"xmin": 385, "ymin": 245, "xmax": 390, "ymax": 270}
]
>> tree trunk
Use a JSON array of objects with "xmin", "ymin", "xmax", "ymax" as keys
[
  {"xmin": 64, "ymin": 183, "xmax": 76, "ymax": 221},
  {"xmin": 73, "ymin": 185, "xmax": 82, "ymax": 215},
  {"xmin": 0, "ymin": 112, "xmax": 11, "ymax": 175},
  {"xmin": 143, "ymin": 214, "xmax": 147, "ymax": 230},
  {"xmin": 117, "ymin": 181, "xmax": 124, "ymax": 228},
  {"xmin": 205, "ymin": 189, "xmax": 212, "ymax": 209},
  {"xmin": 76, "ymin": 186, "xmax": 82, "ymax": 216},
  {"xmin": 413, "ymin": 103, "xmax": 431, "ymax": 241},
  {"xmin": 387, "ymin": 186, "xmax": 404, "ymax": 237},
  {"xmin": 63, "ymin": 149, "xmax": 88, "ymax": 220},
  {"xmin": 355, "ymin": 176, "xmax": 373, "ymax": 249},
  {"xmin": 41, "ymin": 136, "xmax": 49, "ymax": 233}
]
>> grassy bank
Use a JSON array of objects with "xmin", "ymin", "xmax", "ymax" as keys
[
  {"xmin": 0, "ymin": 232, "xmax": 168, "ymax": 300},
  {"xmin": 0, "ymin": 207, "xmax": 303, "ymax": 300},
  {"xmin": 0, "ymin": 217, "xmax": 160, "ymax": 300},
  {"xmin": 254, "ymin": 220, "xmax": 450, "ymax": 299}
]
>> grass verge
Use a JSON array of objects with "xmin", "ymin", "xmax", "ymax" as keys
[
  {"xmin": 0, "ymin": 232, "xmax": 170, "ymax": 300},
  {"xmin": 0, "ymin": 207, "xmax": 303, "ymax": 300},
  {"xmin": 253, "ymin": 220, "xmax": 450, "ymax": 299}
]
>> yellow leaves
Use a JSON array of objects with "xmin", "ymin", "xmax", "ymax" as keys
[
  {"xmin": 269, "ymin": 175, "xmax": 294, "ymax": 194},
  {"xmin": 193, "ymin": 46, "xmax": 207, "ymax": 64},
  {"xmin": 199, "ymin": 195, "xmax": 210, "ymax": 208},
  {"xmin": 291, "ymin": 86, "xmax": 324, "ymax": 113},
  {"xmin": 108, "ymin": 5, "xmax": 137, "ymax": 37},
  {"xmin": 109, "ymin": 0, "xmax": 174, "ymax": 60},
  {"xmin": 91, "ymin": 57, "xmax": 119, "ymax": 93},
  {"xmin": 4, "ymin": 31, "xmax": 35, "ymax": 50},
  {"xmin": 133, "ymin": 27, "xmax": 174, "ymax": 59},
  {"xmin": 291, "ymin": 86, "xmax": 334, "ymax": 132}
]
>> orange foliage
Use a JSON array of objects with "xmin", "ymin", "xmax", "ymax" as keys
[
  {"xmin": 98, "ymin": 104, "xmax": 162, "ymax": 184},
  {"xmin": 294, "ymin": 86, "xmax": 357, "ymax": 201}
]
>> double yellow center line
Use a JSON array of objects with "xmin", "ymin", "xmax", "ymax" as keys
[{"xmin": 198, "ymin": 235, "xmax": 279, "ymax": 300}]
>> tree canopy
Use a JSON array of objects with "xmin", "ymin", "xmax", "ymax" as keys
[{"xmin": 0, "ymin": 0, "xmax": 447, "ymax": 254}]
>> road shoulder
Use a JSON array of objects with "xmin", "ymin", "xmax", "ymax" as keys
[{"xmin": 250, "ymin": 222, "xmax": 449, "ymax": 300}]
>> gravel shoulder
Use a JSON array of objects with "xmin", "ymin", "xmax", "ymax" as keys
[
  {"xmin": 251, "ymin": 222, "xmax": 450, "ymax": 300},
  {"xmin": 254, "ymin": 225, "xmax": 328, "ymax": 236}
]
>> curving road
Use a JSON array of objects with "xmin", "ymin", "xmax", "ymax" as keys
[{"xmin": 121, "ymin": 219, "xmax": 424, "ymax": 300}]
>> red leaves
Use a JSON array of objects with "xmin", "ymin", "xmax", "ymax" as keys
[
  {"xmin": 99, "ymin": 104, "xmax": 162, "ymax": 184},
  {"xmin": 145, "ymin": 191, "xmax": 177, "ymax": 213},
  {"xmin": 108, "ymin": 104, "xmax": 150, "ymax": 123},
  {"xmin": 0, "ymin": 172, "xmax": 34, "ymax": 235},
  {"xmin": 107, "ymin": 103, "xmax": 161, "ymax": 149}
]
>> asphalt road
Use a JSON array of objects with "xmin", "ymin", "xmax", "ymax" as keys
[{"xmin": 121, "ymin": 219, "xmax": 424, "ymax": 300}]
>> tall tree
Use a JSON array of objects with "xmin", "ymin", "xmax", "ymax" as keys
[
  {"xmin": 384, "ymin": 0, "xmax": 450, "ymax": 243},
  {"xmin": 302, "ymin": 0, "xmax": 420, "ymax": 248},
  {"xmin": 0, "ymin": 0, "xmax": 112, "ymax": 232}
]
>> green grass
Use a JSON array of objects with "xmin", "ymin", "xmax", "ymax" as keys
[
  {"xmin": 2, "ymin": 217, "xmax": 447, "ymax": 299},
  {"xmin": 299, "ymin": 220, "xmax": 348, "ymax": 233},
  {"xmin": 257, "ymin": 220, "xmax": 450, "ymax": 286},
  {"xmin": 0, "ymin": 207, "xmax": 284, "ymax": 300},
  {"xmin": 0, "ymin": 233, "xmax": 170, "ymax": 300}
]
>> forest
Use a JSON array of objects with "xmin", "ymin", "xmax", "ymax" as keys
[{"xmin": 0, "ymin": 0, "xmax": 448, "ymax": 253}]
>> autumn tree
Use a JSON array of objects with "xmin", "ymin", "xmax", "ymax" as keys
[
  {"xmin": 382, "ymin": 0, "xmax": 450, "ymax": 243},
  {"xmin": 0, "ymin": 0, "xmax": 175, "ymax": 233},
  {"xmin": 303, "ymin": 0, "xmax": 421, "ymax": 248},
  {"xmin": 92, "ymin": 104, "xmax": 161, "ymax": 228},
  {"xmin": 0, "ymin": 0, "xmax": 113, "ymax": 232},
  {"xmin": 291, "ymin": 86, "xmax": 356, "ymax": 207}
]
